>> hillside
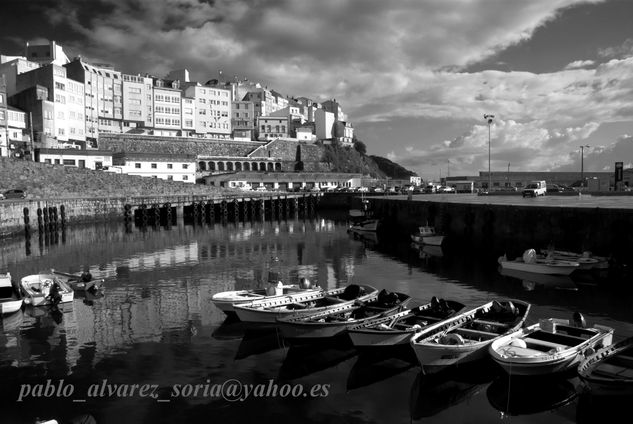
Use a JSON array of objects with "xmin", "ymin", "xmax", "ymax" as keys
[
  {"xmin": 369, "ymin": 155, "xmax": 418, "ymax": 179},
  {"xmin": 320, "ymin": 144, "xmax": 418, "ymax": 179}
]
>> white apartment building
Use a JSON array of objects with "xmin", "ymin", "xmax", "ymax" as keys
[
  {"xmin": 121, "ymin": 74, "xmax": 153, "ymax": 129},
  {"xmin": 152, "ymin": 79, "xmax": 182, "ymax": 137},
  {"xmin": 315, "ymin": 108, "xmax": 335, "ymax": 141},
  {"xmin": 111, "ymin": 152, "xmax": 196, "ymax": 183},
  {"xmin": 183, "ymin": 83, "xmax": 231, "ymax": 139},
  {"xmin": 0, "ymin": 56, "xmax": 41, "ymax": 96},
  {"xmin": 181, "ymin": 97, "xmax": 195, "ymax": 135}
]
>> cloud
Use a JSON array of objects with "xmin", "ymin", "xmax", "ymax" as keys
[
  {"xmin": 564, "ymin": 60, "xmax": 595, "ymax": 69},
  {"xmin": 598, "ymin": 38, "xmax": 633, "ymax": 59}
]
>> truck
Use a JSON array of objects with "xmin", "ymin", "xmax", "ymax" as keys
[{"xmin": 522, "ymin": 180, "xmax": 547, "ymax": 197}]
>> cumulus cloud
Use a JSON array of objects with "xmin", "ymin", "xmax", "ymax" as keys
[{"xmin": 564, "ymin": 60, "xmax": 595, "ymax": 69}]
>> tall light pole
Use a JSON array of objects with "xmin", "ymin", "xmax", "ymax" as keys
[
  {"xmin": 579, "ymin": 144, "xmax": 590, "ymax": 187},
  {"xmin": 484, "ymin": 114, "xmax": 495, "ymax": 190}
]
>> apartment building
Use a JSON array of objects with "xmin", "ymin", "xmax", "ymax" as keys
[
  {"xmin": 24, "ymin": 40, "xmax": 70, "ymax": 67},
  {"xmin": 243, "ymin": 87, "xmax": 286, "ymax": 118},
  {"xmin": 152, "ymin": 78, "xmax": 182, "ymax": 137},
  {"xmin": 322, "ymin": 99, "xmax": 347, "ymax": 122},
  {"xmin": 257, "ymin": 116, "xmax": 288, "ymax": 141},
  {"xmin": 181, "ymin": 96, "xmax": 195, "ymax": 136},
  {"xmin": 121, "ymin": 74, "xmax": 153, "ymax": 129},
  {"xmin": 232, "ymin": 100, "xmax": 254, "ymax": 141},
  {"xmin": 0, "ymin": 56, "xmax": 41, "ymax": 96},
  {"xmin": 16, "ymin": 64, "xmax": 85, "ymax": 144},
  {"xmin": 314, "ymin": 108, "xmax": 335, "ymax": 142},
  {"xmin": 9, "ymin": 85, "xmax": 55, "ymax": 147},
  {"xmin": 183, "ymin": 83, "xmax": 231, "ymax": 139},
  {"xmin": 65, "ymin": 58, "xmax": 124, "ymax": 144}
]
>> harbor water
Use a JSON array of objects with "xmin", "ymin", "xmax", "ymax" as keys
[{"xmin": 1, "ymin": 212, "xmax": 632, "ymax": 424}]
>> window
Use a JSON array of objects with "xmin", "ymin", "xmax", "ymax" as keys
[
  {"xmin": 183, "ymin": 175, "xmax": 188, "ymax": 181},
  {"xmin": 135, "ymin": 163, "xmax": 141, "ymax": 169},
  {"xmin": 182, "ymin": 164, "xmax": 189, "ymax": 169},
  {"xmin": 167, "ymin": 164, "xmax": 173, "ymax": 169},
  {"xmin": 167, "ymin": 175, "xmax": 173, "ymax": 181},
  {"xmin": 63, "ymin": 159, "xmax": 76, "ymax": 166},
  {"xmin": 151, "ymin": 163, "xmax": 157, "ymax": 169}
]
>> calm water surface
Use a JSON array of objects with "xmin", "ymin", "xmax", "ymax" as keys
[{"xmin": 1, "ymin": 213, "xmax": 632, "ymax": 424}]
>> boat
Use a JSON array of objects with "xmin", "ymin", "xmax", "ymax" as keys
[
  {"xmin": 51, "ymin": 269, "xmax": 104, "ymax": 292},
  {"xmin": 0, "ymin": 272, "xmax": 23, "ymax": 315},
  {"xmin": 233, "ymin": 284, "xmax": 378, "ymax": 323},
  {"xmin": 498, "ymin": 249, "xmax": 579, "ymax": 275},
  {"xmin": 411, "ymin": 225, "xmax": 444, "ymax": 246},
  {"xmin": 19, "ymin": 274, "xmax": 74, "ymax": 306},
  {"xmin": 348, "ymin": 199, "xmax": 379, "ymax": 232},
  {"xmin": 542, "ymin": 249, "xmax": 609, "ymax": 270},
  {"xmin": 212, "ymin": 277, "xmax": 320, "ymax": 316},
  {"xmin": 410, "ymin": 299, "xmax": 531, "ymax": 374},
  {"xmin": 347, "ymin": 297, "xmax": 465, "ymax": 348},
  {"xmin": 489, "ymin": 313, "xmax": 614, "ymax": 376},
  {"xmin": 499, "ymin": 267, "xmax": 577, "ymax": 291},
  {"xmin": 578, "ymin": 335, "xmax": 633, "ymax": 395},
  {"xmin": 275, "ymin": 289, "xmax": 412, "ymax": 339}
]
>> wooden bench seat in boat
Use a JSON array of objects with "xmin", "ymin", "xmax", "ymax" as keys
[
  {"xmin": 528, "ymin": 330, "xmax": 588, "ymax": 346},
  {"xmin": 523, "ymin": 337, "xmax": 569, "ymax": 350},
  {"xmin": 453, "ymin": 327, "xmax": 499, "ymax": 340},
  {"xmin": 473, "ymin": 319, "xmax": 510, "ymax": 329}
]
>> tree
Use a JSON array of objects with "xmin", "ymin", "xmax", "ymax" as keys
[{"xmin": 353, "ymin": 139, "xmax": 367, "ymax": 155}]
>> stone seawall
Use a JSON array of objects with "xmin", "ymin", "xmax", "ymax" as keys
[{"xmin": 369, "ymin": 198, "xmax": 633, "ymax": 266}]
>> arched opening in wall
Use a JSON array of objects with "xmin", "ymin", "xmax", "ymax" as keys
[
  {"xmin": 235, "ymin": 162, "xmax": 242, "ymax": 171},
  {"xmin": 275, "ymin": 162, "xmax": 281, "ymax": 171},
  {"xmin": 243, "ymin": 162, "xmax": 250, "ymax": 171},
  {"xmin": 227, "ymin": 162, "xmax": 234, "ymax": 171},
  {"xmin": 209, "ymin": 162, "xmax": 216, "ymax": 171},
  {"xmin": 267, "ymin": 163, "xmax": 274, "ymax": 171},
  {"xmin": 199, "ymin": 161, "xmax": 207, "ymax": 171},
  {"xmin": 218, "ymin": 162, "xmax": 225, "ymax": 171},
  {"xmin": 259, "ymin": 162, "xmax": 266, "ymax": 171}
]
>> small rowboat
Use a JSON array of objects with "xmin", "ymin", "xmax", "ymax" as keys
[
  {"xmin": 212, "ymin": 279, "xmax": 319, "ymax": 316},
  {"xmin": 349, "ymin": 218, "xmax": 379, "ymax": 232},
  {"xmin": 234, "ymin": 284, "xmax": 378, "ymax": 323},
  {"xmin": 347, "ymin": 298, "xmax": 465, "ymax": 348},
  {"xmin": 276, "ymin": 290, "xmax": 412, "ymax": 339},
  {"xmin": 20, "ymin": 274, "xmax": 74, "ymax": 306},
  {"xmin": 578, "ymin": 335, "xmax": 633, "ymax": 395},
  {"xmin": 411, "ymin": 225, "xmax": 444, "ymax": 246},
  {"xmin": 498, "ymin": 249, "xmax": 579, "ymax": 276},
  {"xmin": 51, "ymin": 269, "xmax": 104, "ymax": 292},
  {"xmin": 489, "ymin": 314, "xmax": 614, "ymax": 376},
  {"xmin": 0, "ymin": 273, "xmax": 23, "ymax": 315},
  {"xmin": 410, "ymin": 299, "xmax": 531, "ymax": 374}
]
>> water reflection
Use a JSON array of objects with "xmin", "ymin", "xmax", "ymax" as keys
[
  {"xmin": 278, "ymin": 336, "xmax": 357, "ymax": 381},
  {"xmin": 499, "ymin": 267, "xmax": 578, "ymax": 291},
  {"xmin": 346, "ymin": 347, "xmax": 418, "ymax": 391}
]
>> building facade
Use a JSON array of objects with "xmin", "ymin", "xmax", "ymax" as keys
[
  {"xmin": 111, "ymin": 152, "xmax": 196, "ymax": 183},
  {"xmin": 36, "ymin": 148, "xmax": 113, "ymax": 170},
  {"xmin": 183, "ymin": 83, "xmax": 232, "ymax": 139},
  {"xmin": 152, "ymin": 79, "xmax": 182, "ymax": 137},
  {"xmin": 121, "ymin": 73, "xmax": 154, "ymax": 129},
  {"xmin": 257, "ymin": 116, "xmax": 288, "ymax": 141}
]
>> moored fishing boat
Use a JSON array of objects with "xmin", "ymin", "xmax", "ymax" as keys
[
  {"xmin": 578, "ymin": 335, "xmax": 633, "ymax": 395},
  {"xmin": 19, "ymin": 274, "xmax": 74, "ymax": 307},
  {"xmin": 212, "ymin": 278, "xmax": 319, "ymax": 315},
  {"xmin": 276, "ymin": 289, "xmax": 412, "ymax": 339},
  {"xmin": 347, "ymin": 298, "xmax": 465, "ymax": 348},
  {"xmin": 410, "ymin": 299, "xmax": 531, "ymax": 374},
  {"xmin": 489, "ymin": 313, "xmax": 613, "ymax": 376},
  {"xmin": 411, "ymin": 225, "xmax": 444, "ymax": 246},
  {"xmin": 498, "ymin": 249, "xmax": 579, "ymax": 276},
  {"xmin": 51, "ymin": 269, "xmax": 104, "ymax": 292},
  {"xmin": 234, "ymin": 284, "xmax": 378, "ymax": 323},
  {"xmin": 0, "ymin": 273, "xmax": 23, "ymax": 315}
]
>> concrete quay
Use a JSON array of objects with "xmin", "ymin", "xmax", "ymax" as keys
[{"xmin": 365, "ymin": 193, "xmax": 633, "ymax": 265}]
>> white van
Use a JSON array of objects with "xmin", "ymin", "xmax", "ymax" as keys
[{"xmin": 522, "ymin": 180, "xmax": 547, "ymax": 197}]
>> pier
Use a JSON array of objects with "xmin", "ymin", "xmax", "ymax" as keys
[{"xmin": 0, "ymin": 193, "xmax": 321, "ymax": 238}]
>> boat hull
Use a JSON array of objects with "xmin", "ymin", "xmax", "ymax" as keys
[
  {"xmin": 212, "ymin": 287, "xmax": 318, "ymax": 315},
  {"xmin": 349, "ymin": 219, "xmax": 379, "ymax": 232},
  {"xmin": 348, "ymin": 328, "xmax": 414, "ymax": 347},
  {"xmin": 19, "ymin": 274, "xmax": 74, "ymax": 307},
  {"xmin": 0, "ymin": 299, "xmax": 23, "ymax": 315}
]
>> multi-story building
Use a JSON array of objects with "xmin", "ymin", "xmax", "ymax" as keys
[
  {"xmin": 110, "ymin": 152, "xmax": 196, "ymax": 183},
  {"xmin": 152, "ymin": 78, "xmax": 182, "ymax": 137},
  {"xmin": 9, "ymin": 85, "xmax": 55, "ymax": 147},
  {"xmin": 314, "ymin": 108, "xmax": 335, "ymax": 142},
  {"xmin": 24, "ymin": 40, "xmax": 70, "ymax": 67},
  {"xmin": 232, "ymin": 100, "xmax": 254, "ymax": 141},
  {"xmin": 322, "ymin": 99, "xmax": 347, "ymax": 122},
  {"xmin": 64, "ymin": 58, "xmax": 124, "ymax": 145},
  {"xmin": 183, "ymin": 83, "xmax": 231, "ymax": 139},
  {"xmin": 0, "ymin": 56, "xmax": 41, "ymax": 96},
  {"xmin": 121, "ymin": 73, "xmax": 153, "ymax": 130},
  {"xmin": 16, "ymin": 64, "xmax": 85, "ymax": 144},
  {"xmin": 181, "ymin": 96, "xmax": 195, "ymax": 136},
  {"xmin": 333, "ymin": 121, "xmax": 354, "ymax": 146},
  {"xmin": 257, "ymin": 116, "xmax": 288, "ymax": 141},
  {"xmin": 243, "ymin": 87, "xmax": 283, "ymax": 118}
]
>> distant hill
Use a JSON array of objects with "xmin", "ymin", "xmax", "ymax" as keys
[{"xmin": 369, "ymin": 155, "xmax": 418, "ymax": 179}]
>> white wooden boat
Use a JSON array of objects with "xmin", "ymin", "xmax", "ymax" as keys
[
  {"xmin": 578, "ymin": 335, "xmax": 633, "ymax": 395},
  {"xmin": 212, "ymin": 279, "xmax": 319, "ymax": 315},
  {"xmin": 410, "ymin": 299, "xmax": 531, "ymax": 374},
  {"xmin": 51, "ymin": 269, "xmax": 104, "ymax": 292},
  {"xmin": 347, "ymin": 298, "xmax": 465, "ymax": 348},
  {"xmin": 234, "ymin": 284, "xmax": 378, "ymax": 323},
  {"xmin": 411, "ymin": 225, "xmax": 444, "ymax": 246},
  {"xmin": 349, "ymin": 218, "xmax": 379, "ymax": 232},
  {"xmin": 276, "ymin": 290, "xmax": 412, "ymax": 339},
  {"xmin": 19, "ymin": 274, "xmax": 74, "ymax": 306},
  {"xmin": 489, "ymin": 314, "xmax": 614, "ymax": 376},
  {"xmin": 498, "ymin": 249, "xmax": 579, "ymax": 275},
  {"xmin": 0, "ymin": 273, "xmax": 23, "ymax": 315},
  {"xmin": 542, "ymin": 249, "xmax": 609, "ymax": 270}
]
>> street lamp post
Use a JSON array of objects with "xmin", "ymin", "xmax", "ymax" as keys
[
  {"xmin": 484, "ymin": 114, "xmax": 495, "ymax": 190},
  {"xmin": 579, "ymin": 145, "xmax": 590, "ymax": 187}
]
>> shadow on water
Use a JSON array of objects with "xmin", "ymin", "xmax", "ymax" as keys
[
  {"xmin": 278, "ymin": 335, "xmax": 358, "ymax": 381},
  {"xmin": 346, "ymin": 346, "xmax": 419, "ymax": 391}
]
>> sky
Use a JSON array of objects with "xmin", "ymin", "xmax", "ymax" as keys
[{"xmin": 2, "ymin": 0, "xmax": 633, "ymax": 180}]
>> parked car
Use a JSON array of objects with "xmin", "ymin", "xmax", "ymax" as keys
[
  {"xmin": 254, "ymin": 186, "xmax": 268, "ymax": 192},
  {"xmin": 2, "ymin": 189, "xmax": 26, "ymax": 199},
  {"xmin": 437, "ymin": 186, "xmax": 456, "ymax": 193}
]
